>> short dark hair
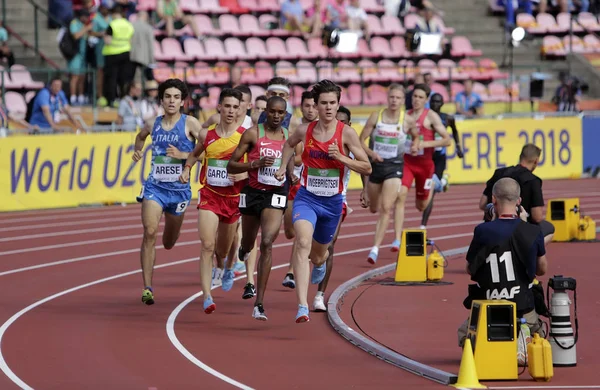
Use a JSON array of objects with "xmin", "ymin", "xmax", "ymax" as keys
[
  {"xmin": 337, "ymin": 106, "xmax": 351, "ymax": 122},
  {"xmin": 413, "ymin": 83, "xmax": 431, "ymax": 97},
  {"xmin": 267, "ymin": 96, "xmax": 287, "ymax": 109},
  {"xmin": 301, "ymin": 91, "xmax": 314, "ymax": 105},
  {"xmin": 255, "ymin": 95, "xmax": 267, "ymax": 104},
  {"xmin": 219, "ymin": 88, "xmax": 243, "ymax": 104},
  {"xmin": 520, "ymin": 143, "xmax": 542, "ymax": 162},
  {"xmin": 234, "ymin": 84, "xmax": 252, "ymax": 99},
  {"xmin": 430, "ymin": 92, "xmax": 443, "ymax": 103},
  {"xmin": 158, "ymin": 78, "xmax": 188, "ymax": 100},
  {"xmin": 311, "ymin": 79, "xmax": 342, "ymax": 103}
]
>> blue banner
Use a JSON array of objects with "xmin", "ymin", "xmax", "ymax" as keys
[{"xmin": 582, "ymin": 116, "xmax": 600, "ymax": 170}]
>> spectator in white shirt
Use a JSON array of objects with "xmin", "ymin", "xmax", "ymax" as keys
[
  {"xmin": 346, "ymin": 0, "xmax": 370, "ymax": 40},
  {"xmin": 116, "ymin": 82, "xmax": 143, "ymax": 131}
]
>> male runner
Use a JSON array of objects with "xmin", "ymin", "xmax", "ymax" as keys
[
  {"xmin": 359, "ymin": 84, "xmax": 418, "ymax": 264},
  {"xmin": 420, "ymin": 92, "xmax": 463, "ymax": 229},
  {"xmin": 202, "ymin": 85, "xmax": 254, "ymax": 129},
  {"xmin": 275, "ymin": 80, "xmax": 371, "ymax": 323},
  {"xmin": 227, "ymin": 96, "xmax": 297, "ymax": 320},
  {"xmin": 312, "ymin": 105, "xmax": 353, "ymax": 312},
  {"xmin": 257, "ymin": 77, "xmax": 302, "ymax": 132},
  {"xmin": 251, "ymin": 95, "xmax": 267, "ymax": 124},
  {"xmin": 282, "ymin": 90, "xmax": 318, "ymax": 290},
  {"xmin": 179, "ymin": 88, "xmax": 246, "ymax": 314},
  {"xmin": 132, "ymin": 78, "xmax": 203, "ymax": 305}
]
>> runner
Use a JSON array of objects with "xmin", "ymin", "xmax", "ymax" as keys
[
  {"xmin": 132, "ymin": 78, "xmax": 203, "ymax": 305},
  {"xmin": 312, "ymin": 105, "xmax": 353, "ymax": 312},
  {"xmin": 420, "ymin": 92, "xmax": 463, "ymax": 229},
  {"xmin": 251, "ymin": 95, "xmax": 267, "ymax": 124},
  {"xmin": 179, "ymin": 88, "xmax": 246, "ymax": 314},
  {"xmin": 227, "ymin": 96, "xmax": 297, "ymax": 320},
  {"xmin": 258, "ymin": 77, "xmax": 302, "ymax": 132},
  {"xmin": 358, "ymin": 84, "xmax": 417, "ymax": 264},
  {"xmin": 274, "ymin": 79, "xmax": 371, "ymax": 323},
  {"xmin": 202, "ymin": 84, "xmax": 253, "ymax": 130},
  {"xmin": 400, "ymin": 83, "xmax": 451, "ymax": 229},
  {"xmin": 282, "ymin": 90, "xmax": 317, "ymax": 290}
]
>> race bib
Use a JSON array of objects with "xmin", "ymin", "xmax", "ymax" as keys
[
  {"xmin": 405, "ymin": 136, "xmax": 424, "ymax": 156},
  {"xmin": 206, "ymin": 158, "xmax": 234, "ymax": 187},
  {"xmin": 434, "ymin": 132, "xmax": 443, "ymax": 152},
  {"xmin": 306, "ymin": 167, "xmax": 340, "ymax": 197},
  {"xmin": 152, "ymin": 156, "xmax": 184, "ymax": 182},
  {"xmin": 271, "ymin": 193, "xmax": 286, "ymax": 208},
  {"xmin": 239, "ymin": 193, "xmax": 247, "ymax": 208},
  {"xmin": 258, "ymin": 158, "xmax": 285, "ymax": 187},
  {"xmin": 373, "ymin": 135, "xmax": 399, "ymax": 159}
]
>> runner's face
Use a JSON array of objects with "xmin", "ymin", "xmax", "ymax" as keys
[
  {"xmin": 238, "ymin": 92, "xmax": 251, "ymax": 119},
  {"xmin": 387, "ymin": 89, "xmax": 404, "ymax": 111},
  {"xmin": 336, "ymin": 112, "xmax": 350, "ymax": 125},
  {"xmin": 266, "ymin": 100, "xmax": 287, "ymax": 129},
  {"xmin": 430, "ymin": 96, "xmax": 443, "ymax": 113},
  {"xmin": 317, "ymin": 92, "xmax": 339, "ymax": 122},
  {"xmin": 412, "ymin": 89, "xmax": 427, "ymax": 110},
  {"xmin": 266, "ymin": 89, "xmax": 289, "ymax": 101},
  {"xmin": 161, "ymin": 87, "xmax": 183, "ymax": 115},
  {"xmin": 301, "ymin": 98, "xmax": 318, "ymax": 122},
  {"xmin": 218, "ymin": 97, "xmax": 240, "ymax": 125},
  {"xmin": 253, "ymin": 99, "xmax": 267, "ymax": 117}
]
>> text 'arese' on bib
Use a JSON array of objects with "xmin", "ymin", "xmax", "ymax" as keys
[
  {"xmin": 206, "ymin": 158, "xmax": 234, "ymax": 187},
  {"xmin": 258, "ymin": 158, "xmax": 285, "ymax": 186},
  {"xmin": 306, "ymin": 167, "xmax": 340, "ymax": 197},
  {"xmin": 153, "ymin": 155, "xmax": 184, "ymax": 182}
]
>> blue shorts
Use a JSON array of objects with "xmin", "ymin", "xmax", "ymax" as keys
[
  {"xmin": 292, "ymin": 186, "xmax": 343, "ymax": 245},
  {"xmin": 136, "ymin": 181, "xmax": 192, "ymax": 216}
]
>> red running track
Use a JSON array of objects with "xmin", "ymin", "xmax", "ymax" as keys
[{"xmin": 0, "ymin": 179, "xmax": 599, "ymax": 390}]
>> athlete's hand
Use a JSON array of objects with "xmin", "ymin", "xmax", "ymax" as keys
[
  {"xmin": 179, "ymin": 167, "xmax": 190, "ymax": 184},
  {"xmin": 328, "ymin": 140, "xmax": 342, "ymax": 160},
  {"xmin": 360, "ymin": 189, "xmax": 370, "ymax": 208},
  {"xmin": 456, "ymin": 146, "xmax": 464, "ymax": 159},
  {"xmin": 274, "ymin": 167, "xmax": 286, "ymax": 182},
  {"xmin": 167, "ymin": 144, "xmax": 183, "ymax": 159},
  {"xmin": 371, "ymin": 152, "xmax": 383, "ymax": 163},
  {"xmin": 410, "ymin": 142, "xmax": 420, "ymax": 156},
  {"xmin": 229, "ymin": 172, "xmax": 248, "ymax": 182},
  {"xmin": 132, "ymin": 149, "xmax": 143, "ymax": 162},
  {"xmin": 290, "ymin": 174, "xmax": 299, "ymax": 185},
  {"xmin": 259, "ymin": 156, "xmax": 276, "ymax": 167}
]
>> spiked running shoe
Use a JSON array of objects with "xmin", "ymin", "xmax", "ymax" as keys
[
  {"xmin": 390, "ymin": 239, "xmax": 401, "ymax": 252},
  {"xmin": 221, "ymin": 268, "xmax": 235, "ymax": 292},
  {"xmin": 310, "ymin": 263, "xmax": 326, "ymax": 284},
  {"xmin": 282, "ymin": 273, "xmax": 296, "ymax": 289},
  {"xmin": 233, "ymin": 260, "xmax": 246, "ymax": 276},
  {"xmin": 252, "ymin": 304, "xmax": 268, "ymax": 321},
  {"xmin": 367, "ymin": 248, "xmax": 378, "ymax": 264},
  {"xmin": 242, "ymin": 283, "xmax": 256, "ymax": 299},
  {"xmin": 141, "ymin": 288, "xmax": 154, "ymax": 305},
  {"xmin": 204, "ymin": 296, "xmax": 216, "ymax": 314},
  {"xmin": 312, "ymin": 295, "xmax": 326, "ymax": 312},
  {"xmin": 295, "ymin": 304, "xmax": 310, "ymax": 323}
]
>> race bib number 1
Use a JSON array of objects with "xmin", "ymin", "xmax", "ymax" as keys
[
  {"xmin": 271, "ymin": 194, "xmax": 286, "ymax": 208},
  {"xmin": 239, "ymin": 193, "xmax": 247, "ymax": 208}
]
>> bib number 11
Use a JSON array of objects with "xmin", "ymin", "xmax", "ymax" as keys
[{"xmin": 486, "ymin": 251, "xmax": 516, "ymax": 283}]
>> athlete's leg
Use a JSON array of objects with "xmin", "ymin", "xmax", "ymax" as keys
[
  {"xmin": 420, "ymin": 191, "xmax": 436, "ymax": 227},
  {"xmin": 367, "ymin": 181, "xmax": 383, "ymax": 214},
  {"xmin": 239, "ymin": 214, "xmax": 261, "ymax": 259},
  {"xmin": 216, "ymin": 220, "xmax": 239, "ymax": 291},
  {"xmin": 368, "ymin": 179, "xmax": 401, "ymax": 262},
  {"xmin": 140, "ymin": 199, "xmax": 164, "ymax": 291},
  {"xmin": 415, "ymin": 179, "xmax": 435, "ymax": 211},
  {"xmin": 198, "ymin": 209, "xmax": 219, "ymax": 312},
  {"xmin": 314, "ymin": 214, "xmax": 344, "ymax": 311},
  {"xmin": 254, "ymin": 208, "xmax": 285, "ymax": 311},
  {"xmin": 282, "ymin": 199, "xmax": 296, "ymax": 288},
  {"xmin": 162, "ymin": 212, "xmax": 186, "ymax": 250},
  {"xmin": 421, "ymin": 153, "xmax": 446, "ymax": 227},
  {"xmin": 393, "ymin": 183, "xmax": 408, "ymax": 242}
]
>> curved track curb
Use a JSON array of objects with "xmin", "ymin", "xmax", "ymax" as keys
[{"xmin": 327, "ymin": 246, "xmax": 470, "ymax": 386}]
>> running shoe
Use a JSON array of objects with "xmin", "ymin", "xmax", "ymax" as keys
[
  {"xmin": 282, "ymin": 273, "xmax": 296, "ymax": 289},
  {"xmin": 242, "ymin": 283, "xmax": 256, "ymax": 299},
  {"xmin": 141, "ymin": 288, "xmax": 154, "ymax": 305},
  {"xmin": 204, "ymin": 296, "xmax": 216, "ymax": 314},
  {"xmin": 390, "ymin": 239, "xmax": 401, "ymax": 252},
  {"xmin": 238, "ymin": 246, "xmax": 250, "ymax": 262},
  {"xmin": 221, "ymin": 268, "xmax": 235, "ymax": 292},
  {"xmin": 295, "ymin": 304, "xmax": 310, "ymax": 323},
  {"xmin": 310, "ymin": 263, "xmax": 326, "ymax": 284},
  {"xmin": 212, "ymin": 267, "xmax": 224, "ymax": 287},
  {"xmin": 367, "ymin": 248, "xmax": 378, "ymax": 264},
  {"xmin": 252, "ymin": 304, "xmax": 268, "ymax": 321},
  {"xmin": 442, "ymin": 173, "xmax": 450, "ymax": 192},
  {"xmin": 233, "ymin": 261, "xmax": 246, "ymax": 276},
  {"xmin": 312, "ymin": 295, "xmax": 326, "ymax": 312}
]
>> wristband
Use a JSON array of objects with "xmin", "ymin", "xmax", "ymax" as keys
[{"xmin": 184, "ymin": 164, "xmax": 192, "ymax": 170}]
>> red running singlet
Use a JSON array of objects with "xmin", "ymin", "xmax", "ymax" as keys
[
  {"xmin": 404, "ymin": 108, "xmax": 435, "ymax": 164},
  {"xmin": 300, "ymin": 120, "xmax": 346, "ymax": 197},
  {"xmin": 247, "ymin": 124, "xmax": 289, "ymax": 191}
]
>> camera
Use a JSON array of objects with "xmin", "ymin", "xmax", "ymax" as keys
[
  {"xmin": 549, "ymin": 275, "xmax": 577, "ymax": 291},
  {"xmin": 186, "ymin": 86, "xmax": 209, "ymax": 117}
]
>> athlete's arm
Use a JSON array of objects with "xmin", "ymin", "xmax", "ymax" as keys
[
  {"xmin": 179, "ymin": 127, "xmax": 208, "ymax": 184},
  {"xmin": 447, "ymin": 115, "xmax": 463, "ymax": 158},
  {"xmin": 227, "ymin": 126, "xmax": 267, "ymax": 174},
  {"xmin": 420, "ymin": 111, "xmax": 451, "ymax": 149},
  {"xmin": 404, "ymin": 114, "xmax": 420, "ymax": 155},
  {"xmin": 202, "ymin": 112, "xmax": 219, "ymax": 129},
  {"xmin": 293, "ymin": 142, "xmax": 303, "ymax": 166},
  {"xmin": 333, "ymin": 125, "xmax": 372, "ymax": 175},
  {"xmin": 166, "ymin": 115, "xmax": 203, "ymax": 160},
  {"xmin": 358, "ymin": 111, "xmax": 381, "ymax": 162},
  {"xmin": 132, "ymin": 121, "xmax": 152, "ymax": 162},
  {"xmin": 274, "ymin": 123, "xmax": 307, "ymax": 181},
  {"xmin": 289, "ymin": 115, "xmax": 302, "ymax": 135}
]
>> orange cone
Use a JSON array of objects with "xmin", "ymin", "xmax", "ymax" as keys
[{"xmin": 452, "ymin": 338, "xmax": 487, "ymax": 389}]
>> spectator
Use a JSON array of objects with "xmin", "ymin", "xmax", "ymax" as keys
[
  {"xmin": 303, "ymin": 0, "xmax": 324, "ymax": 37},
  {"xmin": 102, "ymin": 0, "xmax": 137, "ymax": 18},
  {"xmin": 130, "ymin": 11, "xmax": 155, "ymax": 85},
  {"xmin": 156, "ymin": 0, "xmax": 202, "ymax": 39},
  {"xmin": 0, "ymin": 95, "xmax": 39, "ymax": 135},
  {"xmin": 251, "ymin": 95, "xmax": 267, "ymax": 124},
  {"xmin": 68, "ymin": 10, "xmax": 92, "ymax": 106},
  {"xmin": 89, "ymin": 4, "xmax": 111, "ymax": 103},
  {"xmin": 552, "ymin": 71, "xmax": 581, "ymax": 112},
  {"xmin": 139, "ymin": 80, "xmax": 160, "ymax": 122},
  {"xmin": 346, "ymin": 0, "xmax": 370, "ymax": 40},
  {"xmin": 28, "ymin": 78, "xmax": 80, "ymax": 133},
  {"xmin": 102, "ymin": 4, "xmax": 134, "ymax": 107},
  {"xmin": 415, "ymin": 7, "xmax": 443, "ymax": 34},
  {"xmin": 454, "ymin": 79, "xmax": 483, "ymax": 117},
  {"xmin": 280, "ymin": 0, "xmax": 311, "ymax": 38},
  {"xmin": 323, "ymin": 0, "xmax": 348, "ymax": 30},
  {"xmin": 503, "ymin": 0, "xmax": 533, "ymax": 27},
  {"xmin": 0, "ymin": 22, "xmax": 15, "ymax": 68},
  {"xmin": 458, "ymin": 177, "xmax": 548, "ymax": 348},
  {"xmin": 116, "ymin": 82, "xmax": 143, "ymax": 131}
]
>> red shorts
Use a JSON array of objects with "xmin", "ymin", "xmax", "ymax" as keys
[
  {"xmin": 341, "ymin": 202, "xmax": 348, "ymax": 223},
  {"xmin": 197, "ymin": 188, "xmax": 241, "ymax": 224},
  {"xmin": 288, "ymin": 182, "xmax": 300, "ymax": 201},
  {"xmin": 401, "ymin": 160, "xmax": 435, "ymax": 201}
]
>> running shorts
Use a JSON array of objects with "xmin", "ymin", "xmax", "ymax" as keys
[
  {"xmin": 197, "ymin": 187, "xmax": 241, "ymax": 224},
  {"xmin": 239, "ymin": 186, "xmax": 288, "ymax": 217},
  {"xmin": 292, "ymin": 186, "xmax": 343, "ymax": 245},
  {"xmin": 341, "ymin": 202, "xmax": 348, "ymax": 223},
  {"xmin": 137, "ymin": 181, "xmax": 191, "ymax": 216},
  {"xmin": 401, "ymin": 159, "xmax": 435, "ymax": 201},
  {"xmin": 369, "ymin": 161, "xmax": 404, "ymax": 184},
  {"xmin": 433, "ymin": 150, "xmax": 446, "ymax": 179}
]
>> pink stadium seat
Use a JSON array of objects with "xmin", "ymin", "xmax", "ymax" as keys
[
  {"xmin": 194, "ymin": 14, "xmax": 222, "ymax": 36},
  {"xmin": 291, "ymin": 85, "xmax": 304, "ymax": 107},
  {"xmin": 578, "ymin": 12, "xmax": 600, "ymax": 32},
  {"xmin": 8, "ymin": 65, "xmax": 44, "ymax": 89},
  {"xmin": 152, "ymin": 62, "xmax": 172, "ymax": 83},
  {"xmin": 202, "ymin": 37, "xmax": 235, "ymax": 60},
  {"xmin": 345, "ymin": 84, "xmax": 363, "ymax": 106},
  {"xmin": 183, "ymin": 38, "xmax": 206, "ymax": 60},
  {"xmin": 258, "ymin": 14, "xmax": 289, "ymax": 36},
  {"xmin": 199, "ymin": 0, "xmax": 228, "ymax": 13},
  {"xmin": 370, "ymin": 37, "xmax": 394, "ymax": 58},
  {"xmin": 307, "ymin": 38, "xmax": 329, "ymax": 59},
  {"xmin": 367, "ymin": 14, "xmax": 384, "ymax": 35},
  {"xmin": 458, "ymin": 58, "xmax": 482, "ymax": 80},
  {"xmin": 153, "ymin": 40, "xmax": 168, "ymax": 61},
  {"xmin": 398, "ymin": 59, "xmax": 416, "ymax": 80},
  {"xmin": 361, "ymin": 0, "xmax": 385, "ymax": 12},
  {"xmin": 358, "ymin": 59, "xmax": 381, "ymax": 82},
  {"xmin": 488, "ymin": 82, "xmax": 509, "ymax": 102},
  {"xmin": 389, "ymin": 36, "xmax": 408, "ymax": 58},
  {"xmin": 517, "ymin": 13, "xmax": 538, "ymax": 32},
  {"xmin": 4, "ymin": 91, "xmax": 26, "ymax": 117},
  {"xmin": 535, "ymin": 13, "xmax": 564, "ymax": 34},
  {"xmin": 403, "ymin": 13, "xmax": 419, "ymax": 30},
  {"xmin": 249, "ymin": 85, "xmax": 266, "ymax": 99},
  {"xmin": 295, "ymin": 60, "xmax": 318, "ymax": 83},
  {"xmin": 417, "ymin": 58, "xmax": 437, "ymax": 75},
  {"xmin": 359, "ymin": 39, "xmax": 378, "ymax": 58},
  {"xmin": 556, "ymin": 12, "xmax": 583, "ymax": 33},
  {"xmin": 584, "ymin": 34, "xmax": 600, "ymax": 52},
  {"xmin": 25, "ymin": 90, "xmax": 37, "ymax": 103},
  {"xmin": 430, "ymin": 82, "xmax": 449, "ymax": 102},
  {"xmin": 162, "ymin": 38, "xmax": 194, "ymax": 61},
  {"xmin": 136, "ymin": 0, "xmax": 156, "ymax": 11},
  {"xmin": 451, "ymin": 36, "xmax": 482, "ymax": 57},
  {"xmin": 172, "ymin": 61, "xmax": 194, "ymax": 83},
  {"xmin": 224, "ymin": 37, "xmax": 251, "ymax": 60},
  {"xmin": 562, "ymin": 35, "xmax": 587, "ymax": 53},
  {"xmin": 316, "ymin": 60, "xmax": 335, "ymax": 80},
  {"xmin": 238, "ymin": 0, "xmax": 260, "ymax": 11},
  {"xmin": 286, "ymin": 37, "xmax": 314, "ymax": 59},
  {"xmin": 192, "ymin": 62, "xmax": 216, "ymax": 84},
  {"xmin": 253, "ymin": 60, "xmax": 275, "ymax": 84},
  {"xmin": 377, "ymin": 59, "xmax": 401, "ymax": 82},
  {"xmin": 257, "ymin": 0, "xmax": 280, "ymax": 13},
  {"xmin": 364, "ymin": 84, "xmax": 387, "ymax": 105},
  {"xmin": 200, "ymin": 86, "xmax": 222, "ymax": 109},
  {"xmin": 219, "ymin": 14, "xmax": 241, "ymax": 35},
  {"xmin": 433, "ymin": 16, "xmax": 455, "ymax": 35},
  {"xmin": 437, "ymin": 58, "xmax": 468, "ymax": 82},
  {"xmin": 335, "ymin": 60, "xmax": 361, "ymax": 83},
  {"xmin": 239, "ymin": 14, "xmax": 269, "ymax": 37},
  {"xmin": 245, "ymin": 37, "xmax": 270, "ymax": 59},
  {"xmin": 478, "ymin": 58, "xmax": 508, "ymax": 80},
  {"xmin": 381, "ymin": 15, "xmax": 405, "ymax": 35},
  {"xmin": 450, "ymin": 82, "xmax": 464, "ymax": 100},
  {"xmin": 213, "ymin": 61, "xmax": 232, "ymax": 84},
  {"xmin": 179, "ymin": 0, "xmax": 202, "ymax": 13},
  {"xmin": 542, "ymin": 35, "xmax": 565, "ymax": 56},
  {"xmin": 275, "ymin": 60, "xmax": 298, "ymax": 83},
  {"xmin": 266, "ymin": 37, "xmax": 294, "ymax": 60}
]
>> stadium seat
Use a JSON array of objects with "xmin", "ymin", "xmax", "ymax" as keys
[
  {"xmin": 403, "ymin": 13, "xmax": 419, "ymax": 30},
  {"xmin": 433, "ymin": 16, "xmax": 455, "ymax": 34},
  {"xmin": 200, "ymin": 86, "xmax": 222, "ymax": 109},
  {"xmin": 358, "ymin": 59, "xmax": 381, "ymax": 82},
  {"xmin": 478, "ymin": 58, "xmax": 508, "ymax": 80},
  {"xmin": 556, "ymin": 12, "xmax": 583, "ymax": 33},
  {"xmin": 364, "ymin": 84, "xmax": 387, "ymax": 105},
  {"xmin": 316, "ymin": 60, "xmax": 335, "ymax": 80},
  {"xmin": 361, "ymin": 0, "xmax": 385, "ymax": 12},
  {"xmin": 239, "ymin": 14, "xmax": 269, "ymax": 36},
  {"xmin": 4, "ymin": 91, "xmax": 26, "ymax": 117},
  {"xmin": 377, "ymin": 59, "xmax": 402, "ymax": 82},
  {"xmin": 488, "ymin": 82, "xmax": 509, "ymax": 102},
  {"xmin": 295, "ymin": 60, "xmax": 318, "ymax": 83},
  {"xmin": 199, "ymin": 0, "xmax": 228, "ymax": 13},
  {"xmin": 286, "ymin": 37, "xmax": 314, "ymax": 60},
  {"xmin": 253, "ymin": 60, "xmax": 275, "ymax": 84},
  {"xmin": 136, "ymin": 0, "xmax": 156, "ymax": 11},
  {"xmin": 458, "ymin": 58, "xmax": 481, "ymax": 79},
  {"xmin": 8, "ymin": 65, "xmax": 44, "ymax": 89},
  {"xmin": 203, "ymin": 37, "xmax": 235, "ymax": 60},
  {"xmin": 381, "ymin": 15, "xmax": 405, "ymax": 35},
  {"xmin": 307, "ymin": 38, "xmax": 329, "ymax": 59},
  {"xmin": 335, "ymin": 60, "xmax": 361, "ymax": 83},
  {"xmin": 389, "ymin": 36, "xmax": 408, "ymax": 58},
  {"xmin": 192, "ymin": 62, "xmax": 216, "ymax": 84},
  {"xmin": 370, "ymin": 36, "xmax": 394, "ymax": 58},
  {"xmin": 535, "ymin": 13, "xmax": 564, "ymax": 34},
  {"xmin": 275, "ymin": 60, "xmax": 298, "ymax": 83},
  {"xmin": 542, "ymin": 35, "xmax": 566, "ymax": 57},
  {"xmin": 224, "ymin": 37, "xmax": 252, "ymax": 60},
  {"xmin": 367, "ymin": 14, "xmax": 385, "ymax": 35},
  {"xmin": 417, "ymin": 58, "xmax": 437, "ymax": 76},
  {"xmin": 25, "ymin": 90, "xmax": 37, "ymax": 103},
  {"xmin": 194, "ymin": 14, "xmax": 223, "ymax": 36},
  {"xmin": 584, "ymin": 34, "xmax": 600, "ymax": 52},
  {"xmin": 257, "ymin": 0, "xmax": 280, "ymax": 12},
  {"xmin": 562, "ymin": 35, "xmax": 587, "ymax": 53},
  {"xmin": 219, "ymin": 14, "xmax": 242, "ymax": 35},
  {"xmin": 246, "ymin": 37, "xmax": 271, "ymax": 59},
  {"xmin": 430, "ymin": 82, "xmax": 449, "ymax": 102},
  {"xmin": 163, "ymin": 38, "xmax": 194, "ymax": 61},
  {"xmin": 578, "ymin": 12, "xmax": 600, "ymax": 32},
  {"xmin": 451, "ymin": 36, "xmax": 483, "ymax": 57},
  {"xmin": 266, "ymin": 37, "xmax": 294, "ymax": 60},
  {"xmin": 249, "ymin": 85, "xmax": 266, "ymax": 99},
  {"xmin": 183, "ymin": 38, "xmax": 206, "ymax": 60},
  {"xmin": 472, "ymin": 81, "xmax": 491, "ymax": 101},
  {"xmin": 450, "ymin": 81, "xmax": 464, "ymax": 100},
  {"xmin": 258, "ymin": 14, "xmax": 289, "ymax": 36},
  {"xmin": 153, "ymin": 62, "xmax": 172, "ymax": 83},
  {"xmin": 179, "ymin": 0, "xmax": 202, "ymax": 13},
  {"xmin": 237, "ymin": 0, "xmax": 260, "ymax": 12}
]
